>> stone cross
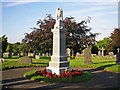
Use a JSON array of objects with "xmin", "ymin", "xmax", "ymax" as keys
[
  {"xmin": 101, "ymin": 47, "xmax": 105, "ymax": 56},
  {"xmin": 46, "ymin": 7, "xmax": 72, "ymax": 75},
  {"xmin": 117, "ymin": 48, "xmax": 120, "ymax": 53}
]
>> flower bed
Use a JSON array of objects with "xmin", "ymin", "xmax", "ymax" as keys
[
  {"xmin": 36, "ymin": 68, "xmax": 84, "ymax": 78},
  {"xmin": 24, "ymin": 68, "xmax": 93, "ymax": 83}
]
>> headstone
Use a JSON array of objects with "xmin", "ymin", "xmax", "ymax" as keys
[
  {"xmin": 19, "ymin": 52, "xmax": 24, "ymax": 57},
  {"xmin": 108, "ymin": 52, "xmax": 115, "ymax": 59},
  {"xmin": 70, "ymin": 49, "xmax": 75, "ymax": 59},
  {"xmin": 30, "ymin": 53, "xmax": 35, "ymax": 58},
  {"xmin": 42, "ymin": 53, "xmax": 45, "ymax": 56},
  {"xmin": 3, "ymin": 52, "xmax": 9, "ymax": 57},
  {"xmin": 101, "ymin": 47, "xmax": 105, "ymax": 58},
  {"xmin": 19, "ymin": 57, "xmax": 32, "ymax": 64},
  {"xmin": 46, "ymin": 53, "xmax": 49, "ymax": 56},
  {"xmin": 47, "ymin": 7, "xmax": 72, "ymax": 75},
  {"xmin": 28, "ymin": 53, "xmax": 35, "ymax": 58},
  {"xmin": 83, "ymin": 47, "xmax": 92, "ymax": 64},
  {"xmin": 24, "ymin": 52, "xmax": 28, "ymax": 56},
  {"xmin": 91, "ymin": 54, "xmax": 96, "ymax": 57},
  {"xmin": 0, "ymin": 58, "xmax": 4, "ymax": 62},
  {"xmin": 76, "ymin": 52, "xmax": 81, "ymax": 57},
  {"xmin": 8, "ymin": 52, "xmax": 12, "ymax": 58},
  {"xmin": 0, "ymin": 52, "xmax": 4, "ymax": 62},
  {"xmin": 35, "ymin": 55, "xmax": 40, "ymax": 59},
  {"xmin": 28, "ymin": 53, "xmax": 31, "ymax": 57},
  {"xmin": 116, "ymin": 52, "xmax": 120, "ymax": 64},
  {"xmin": 66, "ymin": 48, "xmax": 70, "ymax": 57},
  {"xmin": 98, "ymin": 51, "xmax": 101, "ymax": 57},
  {"xmin": 117, "ymin": 48, "xmax": 120, "ymax": 53}
]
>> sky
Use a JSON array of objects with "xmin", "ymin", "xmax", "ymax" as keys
[{"xmin": 1, "ymin": 0, "xmax": 119, "ymax": 43}]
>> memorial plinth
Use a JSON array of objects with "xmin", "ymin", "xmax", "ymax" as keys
[{"xmin": 47, "ymin": 7, "xmax": 72, "ymax": 75}]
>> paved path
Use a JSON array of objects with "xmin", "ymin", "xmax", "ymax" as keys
[{"xmin": 1, "ymin": 67, "xmax": 120, "ymax": 89}]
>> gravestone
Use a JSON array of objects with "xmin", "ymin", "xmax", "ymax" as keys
[
  {"xmin": 76, "ymin": 52, "xmax": 81, "ymax": 57},
  {"xmin": 19, "ymin": 52, "xmax": 24, "ymax": 57},
  {"xmin": 28, "ymin": 53, "xmax": 31, "ymax": 56},
  {"xmin": 101, "ymin": 47, "xmax": 105, "ymax": 59},
  {"xmin": 8, "ymin": 52, "xmax": 12, "ymax": 58},
  {"xmin": 24, "ymin": 52, "xmax": 28, "ymax": 56},
  {"xmin": 4, "ymin": 52, "xmax": 9, "ymax": 57},
  {"xmin": 0, "ymin": 52, "xmax": 4, "ymax": 62},
  {"xmin": 117, "ymin": 48, "xmax": 120, "ymax": 53},
  {"xmin": 47, "ymin": 7, "xmax": 72, "ymax": 75},
  {"xmin": 91, "ymin": 54, "xmax": 96, "ymax": 57},
  {"xmin": 35, "ymin": 55, "xmax": 40, "ymax": 59},
  {"xmin": 98, "ymin": 51, "xmax": 101, "ymax": 57},
  {"xmin": 70, "ymin": 49, "xmax": 75, "ymax": 59},
  {"xmin": 116, "ymin": 52, "xmax": 120, "ymax": 64},
  {"xmin": 28, "ymin": 53, "xmax": 35, "ymax": 58},
  {"xmin": 19, "ymin": 57, "xmax": 32, "ymax": 64},
  {"xmin": 66, "ymin": 48, "xmax": 70, "ymax": 57},
  {"xmin": 108, "ymin": 52, "xmax": 115, "ymax": 59},
  {"xmin": 42, "ymin": 53, "xmax": 45, "ymax": 56},
  {"xmin": 83, "ymin": 47, "xmax": 92, "ymax": 64}
]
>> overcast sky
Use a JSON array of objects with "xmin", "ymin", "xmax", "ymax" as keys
[{"xmin": 1, "ymin": 0, "xmax": 119, "ymax": 43}]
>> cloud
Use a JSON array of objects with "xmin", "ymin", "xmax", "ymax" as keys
[
  {"xmin": 3, "ymin": 0, "xmax": 43, "ymax": 7},
  {"xmin": 64, "ymin": 5, "xmax": 116, "ymax": 17}
]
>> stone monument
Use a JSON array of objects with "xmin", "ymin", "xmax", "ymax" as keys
[
  {"xmin": 19, "ymin": 57, "xmax": 32, "ymax": 64},
  {"xmin": 116, "ymin": 52, "xmax": 120, "ymax": 64},
  {"xmin": 117, "ymin": 48, "xmax": 120, "ymax": 53},
  {"xmin": 98, "ymin": 51, "xmax": 101, "ymax": 57},
  {"xmin": 83, "ymin": 47, "xmax": 92, "ymax": 64},
  {"xmin": 66, "ymin": 48, "xmax": 70, "ymax": 57},
  {"xmin": 108, "ymin": 52, "xmax": 115, "ymax": 59},
  {"xmin": 0, "ymin": 52, "xmax": 4, "ymax": 62},
  {"xmin": 101, "ymin": 47, "xmax": 105, "ymax": 58},
  {"xmin": 47, "ymin": 7, "xmax": 72, "ymax": 75}
]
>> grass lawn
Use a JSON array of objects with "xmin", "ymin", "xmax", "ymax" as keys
[
  {"xmin": 1, "ymin": 56, "xmax": 50, "ymax": 70},
  {"xmin": 1, "ymin": 56, "xmax": 120, "ymax": 72},
  {"xmin": 24, "ymin": 70, "xmax": 93, "ymax": 83}
]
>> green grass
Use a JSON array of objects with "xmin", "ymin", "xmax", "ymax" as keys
[
  {"xmin": 68, "ymin": 56, "xmax": 120, "ymax": 72},
  {"xmin": 1, "ymin": 56, "xmax": 50, "ymax": 70},
  {"xmin": 1, "ymin": 56, "xmax": 120, "ymax": 72},
  {"xmin": 24, "ymin": 70, "xmax": 93, "ymax": 83}
]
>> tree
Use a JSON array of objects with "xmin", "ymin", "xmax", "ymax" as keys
[
  {"xmin": 12, "ymin": 42, "xmax": 20, "ymax": 55},
  {"xmin": 96, "ymin": 37, "xmax": 111, "ymax": 50},
  {"xmin": 91, "ymin": 45, "xmax": 99, "ymax": 54},
  {"xmin": 6, "ymin": 43, "xmax": 12, "ymax": 52},
  {"xmin": 1, "ymin": 35, "xmax": 8, "ymax": 53},
  {"xmin": 22, "ymin": 14, "xmax": 99, "ymax": 56},
  {"xmin": 19, "ymin": 43, "xmax": 28, "ymax": 53},
  {"xmin": 107, "ymin": 28, "xmax": 120, "ymax": 54}
]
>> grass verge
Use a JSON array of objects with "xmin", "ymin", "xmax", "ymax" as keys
[{"xmin": 24, "ymin": 70, "xmax": 93, "ymax": 83}]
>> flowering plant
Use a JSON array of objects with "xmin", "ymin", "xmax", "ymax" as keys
[{"xmin": 36, "ymin": 68, "xmax": 84, "ymax": 78}]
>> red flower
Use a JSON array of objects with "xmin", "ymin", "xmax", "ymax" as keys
[
  {"xmin": 62, "ymin": 74, "xmax": 66, "ymax": 77},
  {"xmin": 72, "ymin": 72, "xmax": 75, "ymax": 76},
  {"xmin": 81, "ymin": 70, "xmax": 83, "ymax": 74},
  {"xmin": 43, "ymin": 68, "xmax": 46, "ymax": 71},
  {"xmin": 49, "ymin": 72, "xmax": 52, "ymax": 74},
  {"xmin": 43, "ymin": 74, "xmax": 45, "ymax": 76},
  {"xmin": 38, "ymin": 71, "xmax": 41, "ymax": 74},
  {"xmin": 49, "ymin": 75, "xmax": 52, "ymax": 78},
  {"xmin": 58, "ymin": 75, "xmax": 61, "ymax": 78},
  {"xmin": 46, "ymin": 73, "xmax": 49, "ymax": 77}
]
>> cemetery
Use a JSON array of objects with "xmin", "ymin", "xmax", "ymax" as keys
[{"xmin": 1, "ymin": 2, "xmax": 120, "ymax": 89}]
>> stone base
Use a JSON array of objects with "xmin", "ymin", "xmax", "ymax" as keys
[
  {"xmin": 0, "ymin": 58, "xmax": 4, "ymax": 62},
  {"xmin": 46, "ymin": 66, "xmax": 72, "ymax": 75},
  {"xmin": 84, "ymin": 61, "xmax": 92, "ymax": 64}
]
